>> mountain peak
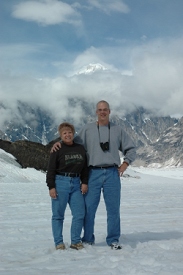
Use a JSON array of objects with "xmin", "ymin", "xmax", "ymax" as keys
[{"xmin": 76, "ymin": 63, "xmax": 108, "ymax": 75}]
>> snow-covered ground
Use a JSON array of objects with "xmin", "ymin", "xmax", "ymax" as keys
[{"xmin": 0, "ymin": 149, "xmax": 183, "ymax": 275}]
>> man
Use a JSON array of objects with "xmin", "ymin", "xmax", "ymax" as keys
[{"xmin": 52, "ymin": 100, "xmax": 136, "ymax": 250}]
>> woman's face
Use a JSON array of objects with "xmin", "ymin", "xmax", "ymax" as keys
[{"xmin": 60, "ymin": 127, "xmax": 74, "ymax": 145}]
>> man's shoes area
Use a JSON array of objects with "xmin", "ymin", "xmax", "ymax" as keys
[
  {"xmin": 70, "ymin": 243, "xmax": 84, "ymax": 250},
  {"xmin": 82, "ymin": 241, "xmax": 94, "ymax": 245},
  {"xmin": 56, "ymin": 243, "xmax": 66, "ymax": 250},
  {"xmin": 110, "ymin": 243, "xmax": 122, "ymax": 250}
]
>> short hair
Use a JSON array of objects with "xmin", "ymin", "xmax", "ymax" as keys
[
  {"xmin": 58, "ymin": 122, "xmax": 75, "ymax": 134},
  {"xmin": 96, "ymin": 100, "xmax": 110, "ymax": 110}
]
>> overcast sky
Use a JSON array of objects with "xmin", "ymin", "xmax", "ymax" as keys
[{"xmin": 0, "ymin": 0, "xmax": 183, "ymax": 128}]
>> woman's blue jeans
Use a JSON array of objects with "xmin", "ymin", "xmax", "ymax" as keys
[
  {"xmin": 51, "ymin": 175, "xmax": 85, "ymax": 246},
  {"xmin": 82, "ymin": 167, "xmax": 121, "ymax": 245}
]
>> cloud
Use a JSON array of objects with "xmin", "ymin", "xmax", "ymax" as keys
[
  {"xmin": 65, "ymin": 36, "xmax": 183, "ymax": 117},
  {"xmin": 87, "ymin": 0, "xmax": 130, "ymax": 14},
  {"xmin": 12, "ymin": 0, "xmax": 81, "ymax": 26},
  {"xmin": 127, "ymin": 37, "xmax": 183, "ymax": 115},
  {"xmin": 1, "ymin": 36, "xmax": 183, "ymax": 130}
]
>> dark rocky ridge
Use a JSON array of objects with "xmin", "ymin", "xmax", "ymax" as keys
[{"xmin": 0, "ymin": 138, "xmax": 59, "ymax": 171}]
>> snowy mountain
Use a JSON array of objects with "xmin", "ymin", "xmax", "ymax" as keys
[
  {"xmin": 137, "ymin": 117, "xmax": 183, "ymax": 167},
  {"xmin": 0, "ymin": 102, "xmax": 58, "ymax": 145},
  {"xmin": 0, "ymin": 102, "xmax": 183, "ymax": 168},
  {"xmin": 76, "ymin": 63, "xmax": 108, "ymax": 75}
]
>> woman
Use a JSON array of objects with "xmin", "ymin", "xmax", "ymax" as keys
[{"xmin": 46, "ymin": 122, "xmax": 88, "ymax": 250}]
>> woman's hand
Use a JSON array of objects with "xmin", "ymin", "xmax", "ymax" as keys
[
  {"xmin": 49, "ymin": 188, "xmax": 57, "ymax": 199},
  {"xmin": 81, "ymin": 184, "xmax": 88, "ymax": 194}
]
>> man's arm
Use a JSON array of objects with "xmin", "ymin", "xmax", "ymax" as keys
[
  {"xmin": 118, "ymin": 128, "xmax": 136, "ymax": 176},
  {"xmin": 50, "ymin": 128, "xmax": 85, "ymax": 153},
  {"xmin": 51, "ymin": 141, "xmax": 61, "ymax": 152},
  {"xmin": 120, "ymin": 128, "xmax": 136, "ymax": 163}
]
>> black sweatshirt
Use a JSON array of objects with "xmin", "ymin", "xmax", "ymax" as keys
[{"xmin": 46, "ymin": 142, "xmax": 88, "ymax": 190}]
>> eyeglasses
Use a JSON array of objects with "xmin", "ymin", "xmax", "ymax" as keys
[{"xmin": 97, "ymin": 108, "xmax": 109, "ymax": 112}]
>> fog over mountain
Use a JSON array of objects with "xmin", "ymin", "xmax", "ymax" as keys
[
  {"xmin": 0, "ymin": 64, "xmax": 183, "ymax": 168},
  {"xmin": 1, "ymin": 61, "xmax": 183, "ymax": 132}
]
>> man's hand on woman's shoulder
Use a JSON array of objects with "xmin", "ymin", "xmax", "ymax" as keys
[{"xmin": 50, "ymin": 142, "xmax": 61, "ymax": 153}]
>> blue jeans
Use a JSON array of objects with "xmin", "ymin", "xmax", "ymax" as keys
[
  {"xmin": 82, "ymin": 167, "xmax": 121, "ymax": 245},
  {"xmin": 51, "ymin": 175, "xmax": 85, "ymax": 246}
]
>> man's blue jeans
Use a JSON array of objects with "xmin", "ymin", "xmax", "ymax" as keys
[
  {"xmin": 82, "ymin": 167, "xmax": 121, "ymax": 245},
  {"xmin": 51, "ymin": 175, "xmax": 85, "ymax": 246}
]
